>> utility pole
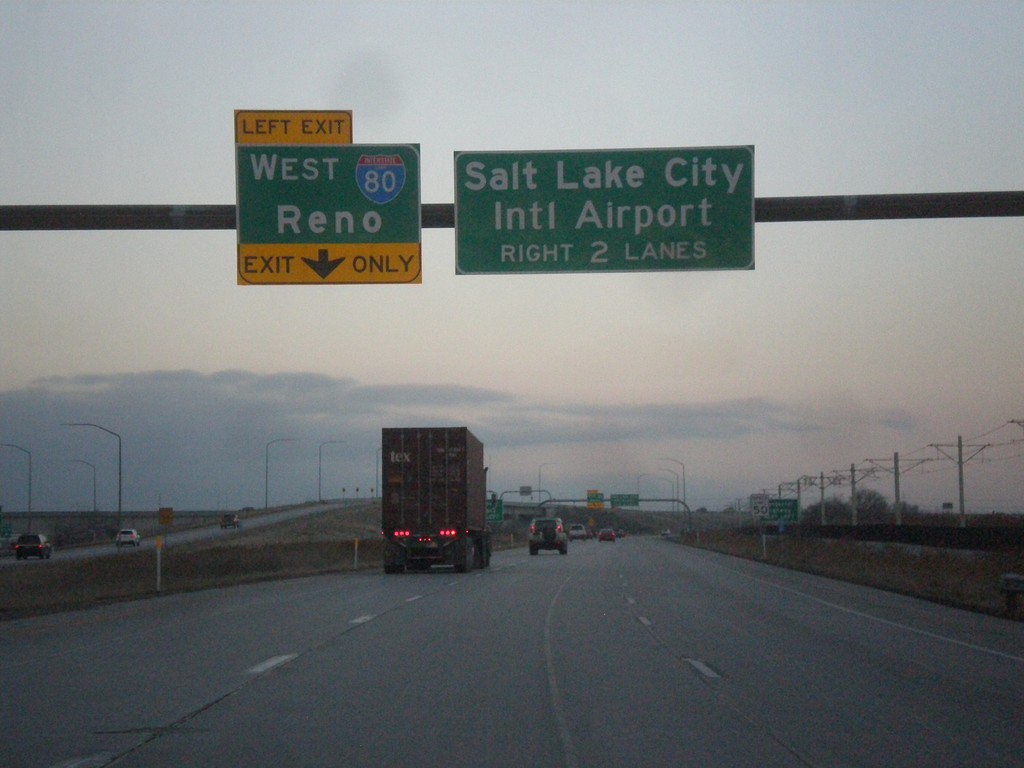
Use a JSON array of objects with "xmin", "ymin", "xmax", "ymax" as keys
[
  {"xmin": 820, "ymin": 473, "xmax": 826, "ymax": 523},
  {"xmin": 865, "ymin": 452, "xmax": 934, "ymax": 525},
  {"xmin": 929, "ymin": 435, "xmax": 990, "ymax": 527},
  {"xmin": 802, "ymin": 472, "xmax": 846, "ymax": 525},
  {"xmin": 850, "ymin": 464, "xmax": 857, "ymax": 526},
  {"xmin": 894, "ymin": 452, "xmax": 900, "ymax": 523}
]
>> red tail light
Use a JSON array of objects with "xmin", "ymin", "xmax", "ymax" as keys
[{"xmin": 439, "ymin": 529, "xmax": 458, "ymax": 538}]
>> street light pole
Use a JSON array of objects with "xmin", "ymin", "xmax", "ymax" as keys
[
  {"xmin": 265, "ymin": 438, "xmax": 294, "ymax": 509},
  {"xmin": 64, "ymin": 423, "xmax": 121, "ymax": 528},
  {"xmin": 636, "ymin": 473, "xmax": 657, "ymax": 494},
  {"xmin": 375, "ymin": 446, "xmax": 382, "ymax": 501},
  {"xmin": 318, "ymin": 440, "xmax": 345, "ymax": 503},
  {"xmin": 657, "ymin": 458, "xmax": 686, "ymax": 505},
  {"xmin": 1, "ymin": 443, "xmax": 32, "ymax": 519},
  {"xmin": 70, "ymin": 459, "xmax": 97, "ymax": 511},
  {"xmin": 538, "ymin": 462, "xmax": 554, "ymax": 503},
  {"xmin": 658, "ymin": 457, "xmax": 689, "ymax": 531},
  {"xmin": 658, "ymin": 467, "xmax": 679, "ymax": 515}
]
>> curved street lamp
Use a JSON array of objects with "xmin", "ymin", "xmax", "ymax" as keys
[
  {"xmin": 265, "ymin": 438, "xmax": 295, "ymax": 509},
  {"xmin": 375, "ymin": 446, "xmax": 382, "ymax": 501},
  {"xmin": 657, "ymin": 457, "xmax": 686, "ymax": 505},
  {"xmin": 658, "ymin": 457, "xmax": 691, "ymax": 530},
  {"xmin": 318, "ymin": 440, "xmax": 345, "ymax": 503},
  {"xmin": 658, "ymin": 467, "xmax": 680, "ymax": 514},
  {"xmin": 63, "ymin": 423, "xmax": 121, "ymax": 528},
  {"xmin": 637, "ymin": 472, "xmax": 672, "ymax": 495}
]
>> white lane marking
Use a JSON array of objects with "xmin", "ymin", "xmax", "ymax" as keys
[
  {"xmin": 749, "ymin": 574, "xmax": 1024, "ymax": 665},
  {"xmin": 637, "ymin": 615, "xmax": 652, "ymax": 627},
  {"xmin": 349, "ymin": 614, "xmax": 375, "ymax": 625},
  {"xmin": 626, "ymin": 596, "xmax": 636, "ymax": 605},
  {"xmin": 49, "ymin": 754, "xmax": 114, "ymax": 768},
  {"xmin": 405, "ymin": 594, "xmax": 423, "ymax": 603},
  {"xmin": 686, "ymin": 658, "xmax": 721, "ymax": 679},
  {"xmin": 246, "ymin": 654, "xmax": 298, "ymax": 675},
  {"xmin": 544, "ymin": 576, "xmax": 580, "ymax": 768}
]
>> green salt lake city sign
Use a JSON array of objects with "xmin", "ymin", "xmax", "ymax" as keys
[{"xmin": 455, "ymin": 146, "xmax": 753, "ymax": 274}]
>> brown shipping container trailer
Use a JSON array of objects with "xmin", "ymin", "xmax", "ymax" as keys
[{"xmin": 381, "ymin": 427, "xmax": 491, "ymax": 573}]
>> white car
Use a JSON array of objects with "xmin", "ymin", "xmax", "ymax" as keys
[
  {"xmin": 568, "ymin": 524, "xmax": 588, "ymax": 541},
  {"xmin": 115, "ymin": 528, "xmax": 141, "ymax": 547}
]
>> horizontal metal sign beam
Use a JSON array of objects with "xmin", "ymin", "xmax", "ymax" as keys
[{"xmin": 2, "ymin": 191, "xmax": 1022, "ymax": 231}]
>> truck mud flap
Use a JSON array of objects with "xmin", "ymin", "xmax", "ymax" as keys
[
  {"xmin": 452, "ymin": 539, "xmax": 474, "ymax": 573},
  {"xmin": 384, "ymin": 541, "xmax": 407, "ymax": 574}
]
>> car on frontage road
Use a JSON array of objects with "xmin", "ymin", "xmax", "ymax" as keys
[
  {"xmin": 115, "ymin": 529, "xmax": 141, "ymax": 547},
  {"xmin": 14, "ymin": 532, "xmax": 52, "ymax": 559}
]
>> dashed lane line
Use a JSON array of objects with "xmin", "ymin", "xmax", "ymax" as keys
[{"xmin": 246, "ymin": 654, "xmax": 298, "ymax": 675}]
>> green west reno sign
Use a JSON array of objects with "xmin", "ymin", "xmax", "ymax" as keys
[
  {"xmin": 236, "ymin": 141, "xmax": 421, "ymax": 285},
  {"xmin": 455, "ymin": 146, "xmax": 753, "ymax": 274}
]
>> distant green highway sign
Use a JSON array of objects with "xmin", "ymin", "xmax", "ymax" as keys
[
  {"xmin": 611, "ymin": 494, "xmax": 640, "ymax": 507},
  {"xmin": 455, "ymin": 146, "xmax": 753, "ymax": 274},
  {"xmin": 768, "ymin": 498, "xmax": 800, "ymax": 522},
  {"xmin": 486, "ymin": 497, "xmax": 504, "ymax": 523}
]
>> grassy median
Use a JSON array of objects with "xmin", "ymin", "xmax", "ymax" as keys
[{"xmin": 0, "ymin": 503, "xmax": 526, "ymax": 619}]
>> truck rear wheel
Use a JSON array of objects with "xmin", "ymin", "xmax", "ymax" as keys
[
  {"xmin": 472, "ymin": 534, "xmax": 490, "ymax": 569},
  {"xmin": 454, "ymin": 539, "xmax": 474, "ymax": 573}
]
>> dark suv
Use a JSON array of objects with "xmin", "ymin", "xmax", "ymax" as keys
[
  {"xmin": 14, "ymin": 533, "xmax": 52, "ymax": 560},
  {"xmin": 529, "ymin": 517, "xmax": 568, "ymax": 556}
]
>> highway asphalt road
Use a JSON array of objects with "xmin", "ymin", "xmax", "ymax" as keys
[{"xmin": 2, "ymin": 536, "xmax": 1022, "ymax": 768}]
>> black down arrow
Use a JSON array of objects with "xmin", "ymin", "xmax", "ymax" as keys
[{"xmin": 303, "ymin": 248, "xmax": 345, "ymax": 279}]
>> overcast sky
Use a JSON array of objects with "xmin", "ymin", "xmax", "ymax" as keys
[{"xmin": 2, "ymin": 1, "xmax": 1022, "ymax": 515}]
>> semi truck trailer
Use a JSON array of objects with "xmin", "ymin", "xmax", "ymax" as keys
[{"xmin": 381, "ymin": 427, "xmax": 491, "ymax": 573}]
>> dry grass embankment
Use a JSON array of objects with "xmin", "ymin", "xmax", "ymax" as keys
[
  {"xmin": 0, "ymin": 503, "xmax": 530, "ymax": 619},
  {"xmin": 689, "ymin": 529, "xmax": 1024, "ymax": 620},
  {"xmin": 0, "ymin": 504, "xmax": 388, "ymax": 619}
]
